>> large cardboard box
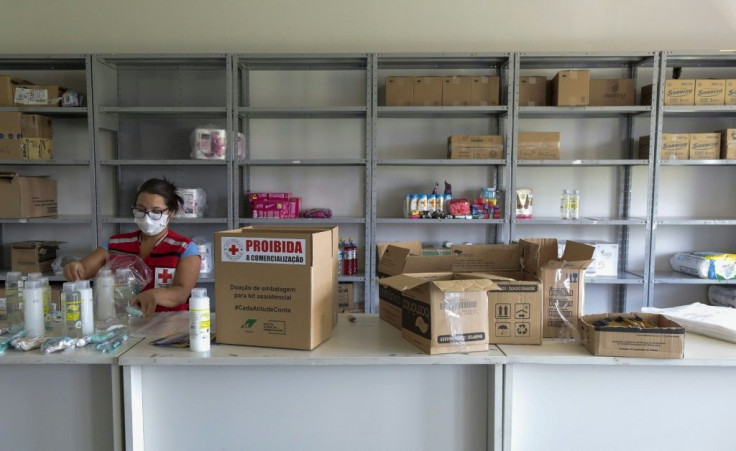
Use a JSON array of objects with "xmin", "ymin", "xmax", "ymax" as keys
[
  {"xmin": 470, "ymin": 76, "xmax": 500, "ymax": 106},
  {"xmin": 519, "ymin": 76, "xmax": 548, "ymax": 106},
  {"xmin": 717, "ymin": 128, "xmax": 736, "ymax": 159},
  {"xmin": 589, "ymin": 79, "xmax": 635, "ymax": 106},
  {"xmin": 13, "ymin": 84, "xmax": 65, "ymax": 107},
  {"xmin": 726, "ymin": 80, "xmax": 736, "ymax": 105},
  {"xmin": 379, "ymin": 272, "xmax": 492, "ymax": 354},
  {"xmin": 579, "ymin": 313, "xmax": 684, "ymax": 359},
  {"xmin": 552, "ymin": 70, "xmax": 590, "ymax": 106},
  {"xmin": 694, "ymin": 79, "xmax": 726, "ymax": 105},
  {"xmin": 0, "ymin": 112, "xmax": 53, "ymax": 159},
  {"xmin": 214, "ymin": 226, "xmax": 338, "ymax": 350},
  {"xmin": 517, "ymin": 132, "xmax": 560, "ymax": 159},
  {"xmin": 385, "ymin": 76, "xmax": 413, "ymax": 106},
  {"xmin": 447, "ymin": 134, "xmax": 503, "ymax": 159},
  {"xmin": 11, "ymin": 241, "xmax": 62, "ymax": 274},
  {"xmin": 442, "ymin": 76, "xmax": 472, "ymax": 106},
  {"xmin": 413, "ymin": 77, "xmax": 442, "ymax": 106},
  {"xmin": 0, "ymin": 172, "xmax": 58, "ymax": 218},
  {"xmin": 663, "ymin": 79, "xmax": 695, "ymax": 105},
  {"xmin": 519, "ymin": 239, "xmax": 594, "ymax": 338},
  {"xmin": 638, "ymin": 134, "xmax": 689, "ymax": 160},
  {"xmin": 0, "ymin": 76, "xmax": 31, "ymax": 107},
  {"xmin": 689, "ymin": 133, "xmax": 721, "ymax": 159},
  {"xmin": 376, "ymin": 243, "xmax": 456, "ymax": 328}
]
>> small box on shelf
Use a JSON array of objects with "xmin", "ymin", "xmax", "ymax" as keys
[
  {"xmin": 413, "ymin": 76, "xmax": 442, "ymax": 106},
  {"xmin": 552, "ymin": 70, "xmax": 589, "ymax": 106},
  {"xmin": 442, "ymin": 76, "xmax": 471, "ymax": 106},
  {"xmin": 694, "ymin": 79, "xmax": 726, "ymax": 105},
  {"xmin": 663, "ymin": 79, "xmax": 695, "ymax": 105},
  {"xmin": 519, "ymin": 76, "xmax": 548, "ymax": 106},
  {"xmin": 589, "ymin": 79, "xmax": 634, "ymax": 106},
  {"xmin": 470, "ymin": 76, "xmax": 499, "ymax": 106},
  {"xmin": 385, "ymin": 76, "xmax": 414, "ymax": 106},
  {"xmin": 517, "ymin": 132, "xmax": 560, "ymax": 159},
  {"xmin": 689, "ymin": 133, "xmax": 721, "ymax": 159}
]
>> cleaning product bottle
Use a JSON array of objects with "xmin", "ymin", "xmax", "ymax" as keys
[{"xmin": 189, "ymin": 288, "xmax": 211, "ymax": 352}]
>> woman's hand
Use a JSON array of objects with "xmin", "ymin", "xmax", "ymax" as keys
[
  {"xmin": 63, "ymin": 261, "xmax": 86, "ymax": 281},
  {"xmin": 131, "ymin": 290, "xmax": 159, "ymax": 316}
]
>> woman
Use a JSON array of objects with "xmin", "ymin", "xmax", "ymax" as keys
[{"xmin": 63, "ymin": 178, "xmax": 201, "ymax": 316}]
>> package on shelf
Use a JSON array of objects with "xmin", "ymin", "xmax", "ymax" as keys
[
  {"xmin": 663, "ymin": 79, "xmax": 695, "ymax": 105},
  {"xmin": 717, "ymin": 128, "xmax": 736, "ymax": 159},
  {"xmin": 519, "ymin": 76, "xmax": 548, "ymax": 106},
  {"xmin": 589, "ymin": 79, "xmax": 635, "ymax": 106},
  {"xmin": 190, "ymin": 126, "xmax": 245, "ymax": 160},
  {"xmin": 413, "ymin": 76, "xmax": 442, "ymax": 106},
  {"xmin": 247, "ymin": 192, "xmax": 300, "ymax": 219},
  {"xmin": 175, "ymin": 188, "xmax": 207, "ymax": 218},
  {"xmin": 337, "ymin": 282, "xmax": 355, "ymax": 312},
  {"xmin": 517, "ymin": 132, "xmax": 560, "ymax": 159},
  {"xmin": 515, "ymin": 188, "xmax": 532, "ymax": 219},
  {"xmin": 447, "ymin": 135, "xmax": 503, "ymax": 160},
  {"xmin": 726, "ymin": 80, "xmax": 736, "ymax": 105},
  {"xmin": 579, "ymin": 313, "xmax": 684, "ymax": 358},
  {"xmin": 11, "ymin": 241, "xmax": 64, "ymax": 274},
  {"xmin": 558, "ymin": 240, "xmax": 619, "ymax": 277},
  {"xmin": 192, "ymin": 237, "xmax": 213, "ymax": 274},
  {"xmin": 519, "ymin": 239, "xmax": 595, "ymax": 338},
  {"xmin": 0, "ymin": 75, "xmax": 32, "ymax": 106},
  {"xmin": 378, "ymin": 272, "xmax": 494, "ymax": 355},
  {"xmin": 470, "ymin": 76, "xmax": 500, "ymax": 106},
  {"xmin": 640, "ymin": 84, "xmax": 654, "ymax": 105},
  {"xmin": 688, "ymin": 133, "xmax": 721, "ymax": 159},
  {"xmin": 0, "ymin": 112, "xmax": 53, "ymax": 160},
  {"xmin": 694, "ymin": 79, "xmax": 726, "ymax": 105},
  {"xmin": 670, "ymin": 252, "xmax": 736, "ymax": 280},
  {"xmin": 214, "ymin": 225, "xmax": 339, "ymax": 350},
  {"xmin": 709, "ymin": 285, "xmax": 736, "ymax": 309},
  {"xmin": 638, "ymin": 134, "xmax": 689, "ymax": 160},
  {"xmin": 13, "ymin": 84, "xmax": 66, "ymax": 107},
  {"xmin": 552, "ymin": 70, "xmax": 590, "ymax": 106},
  {"xmin": 385, "ymin": 76, "xmax": 414, "ymax": 106},
  {"xmin": 0, "ymin": 172, "xmax": 57, "ymax": 218},
  {"xmin": 442, "ymin": 76, "xmax": 472, "ymax": 106}
]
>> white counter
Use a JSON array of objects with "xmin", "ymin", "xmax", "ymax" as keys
[{"xmin": 0, "ymin": 337, "xmax": 142, "ymax": 451}]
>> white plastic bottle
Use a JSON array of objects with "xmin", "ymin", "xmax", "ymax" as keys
[
  {"xmin": 560, "ymin": 189, "xmax": 571, "ymax": 219},
  {"xmin": 75, "ymin": 280, "xmax": 95, "ymax": 335},
  {"xmin": 94, "ymin": 268, "xmax": 116, "ymax": 322},
  {"xmin": 62, "ymin": 282, "xmax": 82, "ymax": 338},
  {"xmin": 4, "ymin": 271, "xmax": 22, "ymax": 323},
  {"xmin": 189, "ymin": 288, "xmax": 211, "ymax": 352},
  {"xmin": 571, "ymin": 189, "xmax": 580, "ymax": 220},
  {"xmin": 23, "ymin": 279, "xmax": 45, "ymax": 338}
]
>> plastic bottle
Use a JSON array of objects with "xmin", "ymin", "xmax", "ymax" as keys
[
  {"xmin": 348, "ymin": 237, "xmax": 358, "ymax": 276},
  {"xmin": 570, "ymin": 189, "xmax": 580, "ymax": 220},
  {"xmin": 403, "ymin": 194, "xmax": 412, "ymax": 217},
  {"xmin": 94, "ymin": 268, "xmax": 116, "ymax": 322},
  {"xmin": 189, "ymin": 288, "xmax": 211, "ymax": 352},
  {"xmin": 560, "ymin": 189, "xmax": 571, "ymax": 219},
  {"xmin": 114, "ymin": 268, "xmax": 137, "ymax": 321},
  {"xmin": 62, "ymin": 282, "xmax": 82, "ymax": 338},
  {"xmin": 418, "ymin": 194, "xmax": 428, "ymax": 212},
  {"xmin": 75, "ymin": 280, "xmax": 95, "ymax": 335},
  {"xmin": 4, "ymin": 271, "xmax": 22, "ymax": 323},
  {"xmin": 338, "ymin": 237, "xmax": 346, "ymax": 276},
  {"xmin": 28, "ymin": 273, "xmax": 53, "ymax": 332},
  {"xmin": 23, "ymin": 279, "xmax": 44, "ymax": 338}
]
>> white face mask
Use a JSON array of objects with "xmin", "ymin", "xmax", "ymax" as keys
[{"xmin": 135, "ymin": 214, "xmax": 169, "ymax": 236}]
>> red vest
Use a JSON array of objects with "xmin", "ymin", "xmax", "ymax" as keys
[{"xmin": 108, "ymin": 230, "xmax": 193, "ymax": 312}]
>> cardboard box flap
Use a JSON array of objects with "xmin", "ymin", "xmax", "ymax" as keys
[
  {"xmin": 455, "ymin": 272, "xmax": 516, "ymax": 283},
  {"xmin": 544, "ymin": 259, "xmax": 593, "ymax": 271},
  {"xmin": 378, "ymin": 274, "xmax": 435, "ymax": 292},
  {"xmin": 377, "ymin": 244, "xmax": 456, "ymax": 276},
  {"xmin": 518, "ymin": 238, "xmax": 558, "ymax": 276},
  {"xmin": 376, "ymin": 241, "xmax": 423, "ymax": 260},
  {"xmin": 561, "ymin": 240, "xmax": 596, "ymax": 262},
  {"xmin": 11, "ymin": 240, "xmax": 63, "ymax": 250},
  {"xmin": 432, "ymin": 278, "xmax": 499, "ymax": 293},
  {"xmin": 0, "ymin": 171, "xmax": 51, "ymax": 180},
  {"xmin": 451, "ymin": 244, "xmax": 522, "ymax": 272}
]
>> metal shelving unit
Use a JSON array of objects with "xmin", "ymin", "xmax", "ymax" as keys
[{"xmin": 646, "ymin": 51, "xmax": 736, "ymax": 301}]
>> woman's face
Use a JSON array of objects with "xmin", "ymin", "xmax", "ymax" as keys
[{"xmin": 135, "ymin": 192, "xmax": 171, "ymax": 218}]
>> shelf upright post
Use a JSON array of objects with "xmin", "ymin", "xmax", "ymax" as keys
[
  {"xmin": 226, "ymin": 55, "xmax": 235, "ymax": 230},
  {"xmin": 366, "ymin": 53, "xmax": 377, "ymax": 312},
  {"xmin": 508, "ymin": 53, "xmax": 521, "ymax": 242},
  {"xmin": 84, "ymin": 54, "xmax": 99, "ymax": 251}
]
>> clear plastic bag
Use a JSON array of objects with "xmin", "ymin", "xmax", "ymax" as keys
[
  {"xmin": 51, "ymin": 254, "xmax": 81, "ymax": 275},
  {"xmin": 175, "ymin": 188, "xmax": 208, "ymax": 218},
  {"xmin": 103, "ymin": 253, "xmax": 152, "ymax": 293},
  {"xmin": 190, "ymin": 125, "xmax": 245, "ymax": 160}
]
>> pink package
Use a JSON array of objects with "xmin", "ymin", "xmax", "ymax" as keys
[
  {"xmin": 448, "ymin": 198, "xmax": 471, "ymax": 216},
  {"xmin": 287, "ymin": 197, "xmax": 301, "ymax": 218}
]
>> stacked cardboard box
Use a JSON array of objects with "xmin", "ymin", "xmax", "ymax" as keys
[
  {"xmin": 0, "ymin": 172, "xmax": 58, "ymax": 218},
  {"xmin": 639, "ymin": 133, "xmax": 724, "ymax": 160},
  {"xmin": 517, "ymin": 132, "xmax": 561, "ymax": 159},
  {"xmin": 11, "ymin": 241, "xmax": 62, "ymax": 274},
  {"xmin": 589, "ymin": 79, "xmax": 635, "ymax": 106},
  {"xmin": 718, "ymin": 129, "xmax": 736, "ymax": 159},
  {"xmin": 552, "ymin": 70, "xmax": 590, "ymax": 106},
  {"xmin": 0, "ymin": 112, "xmax": 53, "ymax": 160},
  {"xmin": 447, "ymin": 134, "xmax": 504, "ymax": 159},
  {"xmin": 385, "ymin": 76, "xmax": 499, "ymax": 107}
]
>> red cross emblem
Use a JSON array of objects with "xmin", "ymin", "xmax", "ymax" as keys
[
  {"xmin": 158, "ymin": 269, "xmax": 173, "ymax": 284},
  {"xmin": 229, "ymin": 244, "xmax": 239, "ymax": 256}
]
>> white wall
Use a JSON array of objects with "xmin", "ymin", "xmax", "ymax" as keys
[{"xmin": 0, "ymin": 0, "xmax": 734, "ymax": 53}]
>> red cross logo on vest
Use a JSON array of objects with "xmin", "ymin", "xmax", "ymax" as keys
[{"xmin": 155, "ymin": 267, "xmax": 176, "ymax": 288}]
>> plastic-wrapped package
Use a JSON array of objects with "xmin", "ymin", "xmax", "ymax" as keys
[
  {"xmin": 642, "ymin": 302, "xmax": 736, "ymax": 344},
  {"xmin": 669, "ymin": 252, "xmax": 736, "ymax": 280},
  {"xmin": 175, "ymin": 188, "xmax": 207, "ymax": 218},
  {"xmin": 193, "ymin": 237, "xmax": 213, "ymax": 274},
  {"xmin": 103, "ymin": 253, "xmax": 152, "ymax": 293},
  {"xmin": 13, "ymin": 335, "xmax": 45, "ymax": 351},
  {"xmin": 51, "ymin": 254, "xmax": 81, "ymax": 275},
  {"xmin": 190, "ymin": 125, "xmax": 246, "ymax": 160},
  {"xmin": 709, "ymin": 285, "xmax": 736, "ymax": 309},
  {"xmin": 447, "ymin": 198, "xmax": 470, "ymax": 216},
  {"xmin": 302, "ymin": 208, "xmax": 332, "ymax": 219}
]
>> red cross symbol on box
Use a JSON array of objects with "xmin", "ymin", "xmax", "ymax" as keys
[
  {"xmin": 158, "ymin": 269, "xmax": 173, "ymax": 284},
  {"xmin": 228, "ymin": 244, "xmax": 239, "ymax": 256}
]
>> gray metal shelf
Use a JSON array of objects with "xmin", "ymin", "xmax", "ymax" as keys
[
  {"xmin": 0, "ymin": 106, "xmax": 88, "ymax": 117},
  {"xmin": 376, "ymin": 53, "xmax": 511, "ymax": 69},
  {"xmin": 662, "ymin": 105, "xmax": 736, "ymax": 117},
  {"xmin": 238, "ymin": 217, "xmax": 367, "ymax": 225},
  {"xmin": 517, "ymin": 52, "xmax": 656, "ymax": 69},
  {"xmin": 240, "ymin": 159, "xmax": 367, "ymax": 166},
  {"xmin": 585, "ymin": 272, "xmax": 645, "ymax": 285},
  {"xmin": 0, "ymin": 159, "xmax": 91, "ymax": 166},
  {"xmin": 235, "ymin": 54, "xmax": 368, "ymax": 70},
  {"xmin": 100, "ymin": 217, "xmax": 228, "ymax": 224},
  {"xmin": 658, "ymin": 159, "xmax": 736, "ymax": 166},
  {"xmin": 0, "ymin": 215, "xmax": 94, "ymax": 224},
  {"xmin": 94, "ymin": 54, "xmax": 228, "ymax": 68},
  {"xmin": 99, "ymin": 159, "xmax": 227, "ymax": 166},
  {"xmin": 376, "ymin": 218, "xmax": 505, "ymax": 224},
  {"xmin": 518, "ymin": 106, "xmax": 651, "ymax": 118},
  {"xmin": 516, "ymin": 159, "xmax": 648, "ymax": 167},
  {"xmin": 655, "ymin": 218, "xmax": 736, "ymax": 226},
  {"xmin": 238, "ymin": 106, "xmax": 366, "ymax": 118},
  {"xmin": 377, "ymin": 106, "xmax": 507, "ymax": 118},
  {"xmin": 512, "ymin": 217, "xmax": 647, "ymax": 225},
  {"xmin": 653, "ymin": 272, "xmax": 736, "ymax": 285},
  {"xmin": 377, "ymin": 159, "xmax": 506, "ymax": 166},
  {"xmin": 98, "ymin": 106, "xmax": 227, "ymax": 114},
  {"xmin": 339, "ymin": 274, "xmax": 366, "ymax": 283}
]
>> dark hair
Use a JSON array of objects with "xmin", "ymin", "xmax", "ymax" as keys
[{"xmin": 136, "ymin": 178, "xmax": 182, "ymax": 213}]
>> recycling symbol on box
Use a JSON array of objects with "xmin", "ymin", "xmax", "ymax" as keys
[{"xmin": 515, "ymin": 323, "xmax": 529, "ymax": 336}]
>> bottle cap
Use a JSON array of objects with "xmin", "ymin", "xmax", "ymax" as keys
[
  {"xmin": 39, "ymin": 277, "xmax": 49, "ymax": 286},
  {"xmin": 63, "ymin": 282, "xmax": 77, "ymax": 292},
  {"xmin": 7, "ymin": 271, "xmax": 22, "ymax": 279},
  {"xmin": 25, "ymin": 279, "xmax": 43, "ymax": 289},
  {"xmin": 191, "ymin": 288, "xmax": 208, "ymax": 298},
  {"xmin": 28, "ymin": 272, "xmax": 42, "ymax": 279},
  {"xmin": 75, "ymin": 280, "xmax": 91, "ymax": 290},
  {"xmin": 98, "ymin": 268, "xmax": 113, "ymax": 277}
]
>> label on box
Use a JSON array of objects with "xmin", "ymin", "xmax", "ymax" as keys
[
  {"xmin": 14, "ymin": 87, "xmax": 49, "ymax": 105},
  {"xmin": 221, "ymin": 237, "xmax": 306, "ymax": 265}
]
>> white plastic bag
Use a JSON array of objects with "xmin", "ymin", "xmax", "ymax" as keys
[{"xmin": 642, "ymin": 302, "xmax": 736, "ymax": 344}]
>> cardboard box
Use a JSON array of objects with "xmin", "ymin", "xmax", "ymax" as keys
[
  {"xmin": 376, "ymin": 243, "xmax": 456, "ymax": 328},
  {"xmin": 640, "ymin": 84, "xmax": 654, "ymax": 105},
  {"xmin": 379, "ymin": 272, "xmax": 492, "ymax": 354},
  {"xmin": 0, "ymin": 76, "xmax": 32, "ymax": 107},
  {"xmin": 726, "ymin": 80, "xmax": 736, "ymax": 105},
  {"xmin": 447, "ymin": 147, "xmax": 503, "ymax": 159},
  {"xmin": 470, "ymin": 76, "xmax": 500, "ymax": 106},
  {"xmin": 589, "ymin": 79, "xmax": 635, "ymax": 106},
  {"xmin": 689, "ymin": 133, "xmax": 721, "ymax": 159},
  {"xmin": 558, "ymin": 240, "xmax": 619, "ymax": 277},
  {"xmin": 0, "ymin": 112, "xmax": 54, "ymax": 160},
  {"xmin": 519, "ymin": 76, "xmax": 548, "ymax": 106},
  {"xmin": 579, "ymin": 313, "xmax": 684, "ymax": 359},
  {"xmin": 517, "ymin": 132, "xmax": 560, "ymax": 159},
  {"xmin": 519, "ymin": 239, "xmax": 594, "ymax": 338},
  {"xmin": 717, "ymin": 128, "xmax": 736, "ymax": 159},
  {"xmin": 385, "ymin": 76, "xmax": 413, "ymax": 106},
  {"xmin": 552, "ymin": 70, "xmax": 590, "ymax": 106},
  {"xmin": 0, "ymin": 172, "xmax": 58, "ymax": 218},
  {"xmin": 447, "ymin": 134, "xmax": 503, "ymax": 159},
  {"xmin": 214, "ymin": 226, "xmax": 338, "ymax": 350},
  {"xmin": 11, "ymin": 241, "xmax": 62, "ymax": 274},
  {"xmin": 638, "ymin": 134, "xmax": 689, "ymax": 160},
  {"xmin": 694, "ymin": 79, "xmax": 726, "ymax": 105},
  {"xmin": 13, "ymin": 84, "xmax": 65, "ymax": 107},
  {"xmin": 413, "ymin": 77, "xmax": 442, "ymax": 106},
  {"xmin": 663, "ymin": 79, "xmax": 695, "ymax": 105},
  {"xmin": 442, "ymin": 76, "xmax": 472, "ymax": 106}
]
